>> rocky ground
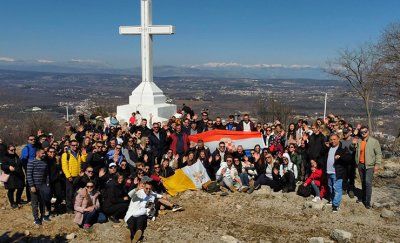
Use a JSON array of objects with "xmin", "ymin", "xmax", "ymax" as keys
[{"xmin": 1, "ymin": 158, "xmax": 399, "ymax": 243}]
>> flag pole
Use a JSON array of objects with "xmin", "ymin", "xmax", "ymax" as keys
[{"xmin": 323, "ymin": 93, "xmax": 327, "ymax": 119}]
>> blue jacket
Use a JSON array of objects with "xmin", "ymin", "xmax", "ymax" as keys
[{"xmin": 21, "ymin": 144, "xmax": 37, "ymax": 166}]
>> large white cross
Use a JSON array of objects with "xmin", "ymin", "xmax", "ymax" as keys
[{"xmin": 120, "ymin": 0, "xmax": 175, "ymax": 83}]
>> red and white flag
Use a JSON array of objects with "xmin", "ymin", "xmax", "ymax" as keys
[{"xmin": 189, "ymin": 130, "xmax": 265, "ymax": 152}]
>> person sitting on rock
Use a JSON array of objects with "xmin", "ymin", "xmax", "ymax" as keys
[
  {"xmin": 279, "ymin": 153, "xmax": 298, "ymax": 193},
  {"xmin": 74, "ymin": 180, "xmax": 101, "ymax": 229},
  {"xmin": 102, "ymin": 173, "xmax": 130, "ymax": 223},
  {"xmin": 303, "ymin": 160, "xmax": 326, "ymax": 202},
  {"xmin": 216, "ymin": 155, "xmax": 242, "ymax": 192}
]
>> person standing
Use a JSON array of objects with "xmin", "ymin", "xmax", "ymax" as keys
[
  {"xmin": 340, "ymin": 127, "xmax": 356, "ymax": 198},
  {"xmin": 20, "ymin": 135, "xmax": 37, "ymax": 202},
  {"xmin": 1, "ymin": 145, "xmax": 25, "ymax": 208},
  {"xmin": 62, "ymin": 140, "xmax": 87, "ymax": 213},
  {"xmin": 27, "ymin": 148, "xmax": 51, "ymax": 225},
  {"xmin": 354, "ymin": 126, "xmax": 382, "ymax": 209},
  {"xmin": 323, "ymin": 134, "xmax": 351, "ymax": 212},
  {"xmin": 45, "ymin": 147, "xmax": 65, "ymax": 214}
]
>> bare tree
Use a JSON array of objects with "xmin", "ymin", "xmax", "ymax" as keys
[
  {"xmin": 375, "ymin": 22, "xmax": 400, "ymax": 99},
  {"xmin": 326, "ymin": 45, "xmax": 381, "ymax": 131},
  {"xmin": 256, "ymin": 98, "xmax": 293, "ymax": 128}
]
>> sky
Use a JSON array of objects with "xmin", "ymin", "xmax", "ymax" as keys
[{"xmin": 1, "ymin": 0, "xmax": 399, "ymax": 69}]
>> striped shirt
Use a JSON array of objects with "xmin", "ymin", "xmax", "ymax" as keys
[{"xmin": 27, "ymin": 159, "xmax": 49, "ymax": 187}]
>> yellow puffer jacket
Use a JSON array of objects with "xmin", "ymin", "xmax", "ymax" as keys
[{"xmin": 61, "ymin": 151, "xmax": 87, "ymax": 178}]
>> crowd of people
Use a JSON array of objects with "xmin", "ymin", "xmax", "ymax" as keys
[{"xmin": 0, "ymin": 105, "xmax": 383, "ymax": 242}]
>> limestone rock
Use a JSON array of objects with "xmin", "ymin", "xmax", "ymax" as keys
[
  {"xmin": 372, "ymin": 201, "xmax": 394, "ymax": 209},
  {"xmin": 221, "ymin": 235, "xmax": 240, "ymax": 243},
  {"xmin": 254, "ymin": 186, "xmax": 271, "ymax": 195},
  {"xmin": 24, "ymin": 230, "xmax": 30, "ymax": 236},
  {"xmin": 379, "ymin": 170, "xmax": 397, "ymax": 178},
  {"xmin": 303, "ymin": 201, "xmax": 325, "ymax": 210},
  {"xmin": 65, "ymin": 233, "xmax": 77, "ymax": 240},
  {"xmin": 380, "ymin": 208, "xmax": 395, "ymax": 218},
  {"xmin": 331, "ymin": 229, "xmax": 352, "ymax": 243},
  {"xmin": 308, "ymin": 237, "xmax": 324, "ymax": 243}
]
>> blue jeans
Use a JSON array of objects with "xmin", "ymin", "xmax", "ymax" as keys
[
  {"xmin": 311, "ymin": 181, "xmax": 320, "ymax": 197},
  {"xmin": 327, "ymin": 173, "xmax": 343, "ymax": 207},
  {"xmin": 239, "ymin": 173, "xmax": 250, "ymax": 186}
]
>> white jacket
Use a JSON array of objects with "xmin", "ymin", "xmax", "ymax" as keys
[
  {"xmin": 124, "ymin": 189, "xmax": 162, "ymax": 222},
  {"xmin": 216, "ymin": 162, "xmax": 238, "ymax": 181},
  {"xmin": 279, "ymin": 153, "xmax": 298, "ymax": 179}
]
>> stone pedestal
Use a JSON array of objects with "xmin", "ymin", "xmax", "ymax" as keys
[{"xmin": 116, "ymin": 82, "xmax": 176, "ymax": 123}]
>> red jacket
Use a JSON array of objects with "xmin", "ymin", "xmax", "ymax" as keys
[
  {"xmin": 169, "ymin": 132, "xmax": 190, "ymax": 155},
  {"xmin": 305, "ymin": 168, "xmax": 326, "ymax": 198},
  {"xmin": 305, "ymin": 168, "xmax": 323, "ymax": 187}
]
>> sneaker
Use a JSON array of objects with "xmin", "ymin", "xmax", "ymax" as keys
[
  {"xmin": 132, "ymin": 229, "xmax": 142, "ymax": 243},
  {"xmin": 332, "ymin": 206, "xmax": 338, "ymax": 212},
  {"xmin": 43, "ymin": 215, "xmax": 51, "ymax": 222},
  {"xmin": 228, "ymin": 185, "xmax": 237, "ymax": 192},
  {"xmin": 247, "ymin": 187, "xmax": 255, "ymax": 194},
  {"xmin": 312, "ymin": 196, "xmax": 321, "ymax": 203},
  {"xmin": 365, "ymin": 205, "xmax": 371, "ymax": 209},
  {"xmin": 241, "ymin": 186, "xmax": 249, "ymax": 193},
  {"xmin": 172, "ymin": 204, "xmax": 183, "ymax": 212},
  {"xmin": 326, "ymin": 201, "xmax": 332, "ymax": 206},
  {"xmin": 34, "ymin": 219, "xmax": 42, "ymax": 225},
  {"xmin": 11, "ymin": 204, "xmax": 18, "ymax": 209}
]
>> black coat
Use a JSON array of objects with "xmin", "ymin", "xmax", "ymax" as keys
[
  {"xmin": 149, "ymin": 131, "xmax": 168, "ymax": 159},
  {"xmin": 322, "ymin": 144, "xmax": 352, "ymax": 180},
  {"xmin": 102, "ymin": 180, "xmax": 128, "ymax": 210},
  {"xmin": 307, "ymin": 133, "xmax": 327, "ymax": 162},
  {"xmin": 1, "ymin": 153, "xmax": 25, "ymax": 190}
]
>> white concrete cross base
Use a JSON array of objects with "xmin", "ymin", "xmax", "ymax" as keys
[{"xmin": 116, "ymin": 82, "xmax": 177, "ymax": 123}]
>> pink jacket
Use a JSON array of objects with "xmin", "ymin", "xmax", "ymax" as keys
[{"xmin": 74, "ymin": 188, "xmax": 100, "ymax": 225}]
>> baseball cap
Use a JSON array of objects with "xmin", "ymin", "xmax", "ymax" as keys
[{"xmin": 109, "ymin": 162, "xmax": 117, "ymax": 168}]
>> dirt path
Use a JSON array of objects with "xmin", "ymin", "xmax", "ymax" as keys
[{"xmin": 0, "ymin": 174, "xmax": 399, "ymax": 242}]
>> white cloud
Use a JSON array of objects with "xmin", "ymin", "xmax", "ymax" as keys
[
  {"xmin": 37, "ymin": 59, "xmax": 55, "ymax": 63},
  {"xmin": 0, "ymin": 57, "xmax": 15, "ymax": 62},
  {"xmin": 70, "ymin": 58, "xmax": 101, "ymax": 64},
  {"xmin": 186, "ymin": 62, "xmax": 316, "ymax": 69}
]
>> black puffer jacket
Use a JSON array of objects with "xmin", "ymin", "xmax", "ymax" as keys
[{"xmin": 1, "ymin": 153, "xmax": 25, "ymax": 190}]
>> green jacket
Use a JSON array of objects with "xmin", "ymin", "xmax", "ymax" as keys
[{"xmin": 355, "ymin": 136, "xmax": 382, "ymax": 169}]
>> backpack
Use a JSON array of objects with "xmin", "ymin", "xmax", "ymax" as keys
[
  {"xmin": 202, "ymin": 181, "xmax": 220, "ymax": 193},
  {"xmin": 297, "ymin": 184, "xmax": 312, "ymax": 197}
]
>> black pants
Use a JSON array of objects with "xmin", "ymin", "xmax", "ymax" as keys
[
  {"xmin": 342, "ymin": 162, "xmax": 356, "ymax": 192},
  {"xmin": 358, "ymin": 164, "xmax": 374, "ymax": 206},
  {"xmin": 52, "ymin": 179, "xmax": 65, "ymax": 211},
  {"xmin": 127, "ymin": 215, "xmax": 148, "ymax": 240},
  {"xmin": 281, "ymin": 171, "xmax": 296, "ymax": 192},
  {"xmin": 65, "ymin": 177, "xmax": 76, "ymax": 211},
  {"xmin": 23, "ymin": 164, "xmax": 31, "ymax": 201},
  {"xmin": 7, "ymin": 188, "xmax": 23, "ymax": 205},
  {"xmin": 103, "ymin": 202, "xmax": 129, "ymax": 219},
  {"xmin": 31, "ymin": 185, "xmax": 51, "ymax": 220},
  {"xmin": 254, "ymin": 174, "xmax": 280, "ymax": 191}
]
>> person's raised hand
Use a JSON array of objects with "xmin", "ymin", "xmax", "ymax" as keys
[{"xmin": 99, "ymin": 168, "xmax": 106, "ymax": 178}]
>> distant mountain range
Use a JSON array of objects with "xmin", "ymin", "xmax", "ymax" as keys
[{"xmin": 0, "ymin": 61, "xmax": 330, "ymax": 79}]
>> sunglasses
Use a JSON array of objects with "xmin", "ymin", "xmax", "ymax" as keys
[
  {"xmin": 86, "ymin": 185, "xmax": 94, "ymax": 189},
  {"xmin": 70, "ymin": 144, "xmax": 78, "ymax": 147},
  {"xmin": 86, "ymin": 170, "xmax": 94, "ymax": 173},
  {"xmin": 9, "ymin": 149, "xmax": 16, "ymax": 152}
]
